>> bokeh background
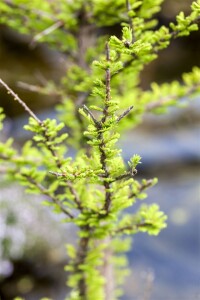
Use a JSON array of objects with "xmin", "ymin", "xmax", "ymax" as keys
[{"xmin": 0, "ymin": 0, "xmax": 200, "ymax": 299}]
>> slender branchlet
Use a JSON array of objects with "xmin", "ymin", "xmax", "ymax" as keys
[
  {"xmin": 129, "ymin": 179, "xmax": 155, "ymax": 199},
  {"xmin": 171, "ymin": 15, "xmax": 200, "ymax": 39},
  {"xmin": 49, "ymin": 172, "xmax": 83, "ymax": 210},
  {"xmin": 110, "ymin": 169, "xmax": 137, "ymax": 183},
  {"xmin": 67, "ymin": 181, "xmax": 83, "ymax": 211},
  {"xmin": 83, "ymin": 105, "xmax": 101, "ymax": 128},
  {"xmin": 22, "ymin": 174, "xmax": 74, "ymax": 219},
  {"xmin": 114, "ymin": 222, "xmax": 155, "ymax": 235},
  {"xmin": 117, "ymin": 105, "xmax": 134, "ymax": 122},
  {"xmin": 146, "ymin": 82, "xmax": 200, "ymax": 112},
  {"xmin": 0, "ymin": 80, "xmax": 63, "ymax": 170},
  {"xmin": 0, "ymin": 79, "xmax": 42, "ymax": 124},
  {"xmin": 30, "ymin": 20, "xmax": 64, "ymax": 47}
]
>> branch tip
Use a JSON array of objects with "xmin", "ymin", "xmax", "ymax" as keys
[
  {"xmin": 117, "ymin": 105, "xmax": 134, "ymax": 122},
  {"xmin": 0, "ymin": 78, "xmax": 42, "ymax": 124}
]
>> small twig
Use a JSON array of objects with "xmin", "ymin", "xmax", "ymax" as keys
[
  {"xmin": 171, "ymin": 15, "xmax": 200, "ymax": 39},
  {"xmin": 17, "ymin": 81, "xmax": 45, "ymax": 93},
  {"xmin": 129, "ymin": 179, "xmax": 154, "ymax": 199},
  {"xmin": 67, "ymin": 181, "xmax": 83, "ymax": 211},
  {"xmin": 30, "ymin": 20, "xmax": 64, "ymax": 48},
  {"xmin": 0, "ymin": 78, "xmax": 42, "ymax": 124},
  {"xmin": 17, "ymin": 81, "xmax": 61, "ymax": 97},
  {"xmin": 0, "ymin": 78, "xmax": 64, "ymax": 170},
  {"xmin": 114, "ymin": 169, "xmax": 137, "ymax": 181},
  {"xmin": 49, "ymin": 170, "xmax": 66, "ymax": 177},
  {"xmin": 114, "ymin": 222, "xmax": 153, "ymax": 235},
  {"xmin": 107, "ymin": 169, "xmax": 137, "ymax": 184},
  {"xmin": 83, "ymin": 105, "xmax": 101, "ymax": 128},
  {"xmin": 117, "ymin": 105, "xmax": 134, "ymax": 122},
  {"xmin": 146, "ymin": 82, "xmax": 200, "ymax": 112},
  {"xmin": 49, "ymin": 172, "xmax": 83, "ymax": 210},
  {"xmin": 23, "ymin": 174, "xmax": 74, "ymax": 219}
]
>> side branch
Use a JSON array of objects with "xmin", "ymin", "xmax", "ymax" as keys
[
  {"xmin": 112, "ymin": 16, "xmax": 200, "ymax": 80},
  {"xmin": 114, "ymin": 222, "xmax": 154, "ymax": 235},
  {"xmin": 117, "ymin": 105, "xmax": 134, "ymax": 122},
  {"xmin": 129, "ymin": 179, "xmax": 155, "ymax": 199},
  {"xmin": 0, "ymin": 78, "xmax": 65, "ymax": 170},
  {"xmin": 83, "ymin": 105, "xmax": 101, "ymax": 128},
  {"xmin": 30, "ymin": 20, "xmax": 64, "ymax": 47},
  {"xmin": 145, "ymin": 81, "xmax": 200, "ymax": 112},
  {"xmin": 0, "ymin": 78, "xmax": 42, "ymax": 124},
  {"xmin": 23, "ymin": 174, "xmax": 74, "ymax": 219}
]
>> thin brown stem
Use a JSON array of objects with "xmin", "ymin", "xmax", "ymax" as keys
[
  {"xmin": 171, "ymin": 15, "xmax": 200, "ymax": 39},
  {"xmin": 98, "ymin": 42, "xmax": 113, "ymax": 214},
  {"xmin": 117, "ymin": 105, "xmax": 134, "ymax": 122},
  {"xmin": 22, "ymin": 174, "xmax": 74, "ymax": 219},
  {"xmin": 74, "ymin": 225, "xmax": 91, "ymax": 299},
  {"xmin": 83, "ymin": 105, "xmax": 101, "ymax": 128},
  {"xmin": 129, "ymin": 179, "xmax": 154, "ymax": 199},
  {"xmin": 109, "ymin": 169, "xmax": 137, "ymax": 183},
  {"xmin": 0, "ymin": 79, "xmax": 42, "ymax": 124},
  {"xmin": 40, "ymin": 125, "xmax": 63, "ymax": 169},
  {"xmin": 0, "ymin": 79, "xmax": 63, "ymax": 169},
  {"xmin": 67, "ymin": 181, "xmax": 83, "ymax": 211},
  {"xmin": 30, "ymin": 20, "xmax": 64, "ymax": 48},
  {"xmin": 114, "ymin": 222, "xmax": 154, "ymax": 235}
]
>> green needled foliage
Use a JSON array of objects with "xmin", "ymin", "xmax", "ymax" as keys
[{"xmin": 0, "ymin": 0, "xmax": 200, "ymax": 299}]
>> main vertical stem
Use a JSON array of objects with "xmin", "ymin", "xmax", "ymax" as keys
[
  {"xmin": 75, "ymin": 43, "xmax": 115, "ymax": 300},
  {"xmin": 100, "ymin": 43, "xmax": 115, "ymax": 300},
  {"xmin": 100, "ymin": 42, "xmax": 112, "ymax": 214},
  {"xmin": 75, "ymin": 225, "xmax": 90, "ymax": 299},
  {"xmin": 77, "ymin": 238, "xmax": 89, "ymax": 299}
]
